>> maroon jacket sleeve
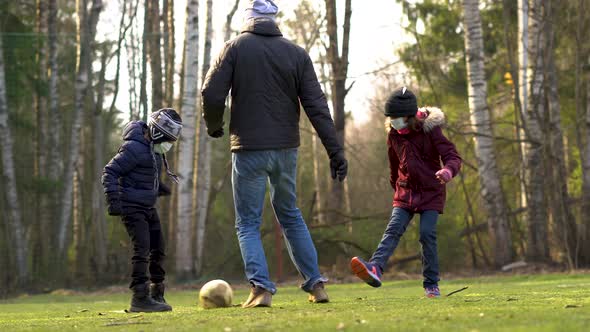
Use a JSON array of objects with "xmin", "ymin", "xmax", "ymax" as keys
[
  {"xmin": 430, "ymin": 126, "xmax": 462, "ymax": 177},
  {"xmin": 387, "ymin": 131, "xmax": 399, "ymax": 189}
]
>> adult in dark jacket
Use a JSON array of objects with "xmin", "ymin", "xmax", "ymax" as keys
[
  {"xmin": 201, "ymin": 0, "xmax": 347, "ymax": 308},
  {"xmin": 102, "ymin": 108, "xmax": 182, "ymax": 312},
  {"xmin": 350, "ymin": 87, "xmax": 461, "ymax": 299}
]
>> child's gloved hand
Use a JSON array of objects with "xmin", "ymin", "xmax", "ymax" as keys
[
  {"xmin": 158, "ymin": 182, "xmax": 172, "ymax": 196},
  {"xmin": 107, "ymin": 197, "xmax": 123, "ymax": 216},
  {"xmin": 435, "ymin": 168, "xmax": 453, "ymax": 184}
]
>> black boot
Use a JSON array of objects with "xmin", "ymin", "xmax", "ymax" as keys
[
  {"xmin": 129, "ymin": 282, "xmax": 172, "ymax": 312},
  {"xmin": 149, "ymin": 282, "xmax": 170, "ymax": 306}
]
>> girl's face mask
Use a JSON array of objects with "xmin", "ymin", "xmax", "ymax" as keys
[
  {"xmin": 390, "ymin": 117, "xmax": 408, "ymax": 131},
  {"xmin": 154, "ymin": 142, "xmax": 173, "ymax": 154}
]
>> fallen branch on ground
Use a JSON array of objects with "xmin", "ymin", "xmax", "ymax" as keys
[{"xmin": 446, "ymin": 286, "xmax": 469, "ymax": 297}]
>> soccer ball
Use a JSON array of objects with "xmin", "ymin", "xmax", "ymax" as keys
[{"xmin": 199, "ymin": 279, "xmax": 233, "ymax": 309}]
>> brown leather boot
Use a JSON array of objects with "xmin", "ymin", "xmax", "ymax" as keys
[
  {"xmin": 308, "ymin": 282, "xmax": 329, "ymax": 303},
  {"xmin": 242, "ymin": 285, "xmax": 272, "ymax": 308}
]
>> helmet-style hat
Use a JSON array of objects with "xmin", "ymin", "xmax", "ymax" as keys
[{"xmin": 148, "ymin": 108, "xmax": 183, "ymax": 142}]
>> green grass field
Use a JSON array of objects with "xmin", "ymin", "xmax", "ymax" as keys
[{"xmin": 1, "ymin": 274, "xmax": 589, "ymax": 331}]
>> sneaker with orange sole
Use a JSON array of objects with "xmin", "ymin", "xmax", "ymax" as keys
[{"xmin": 350, "ymin": 257, "xmax": 382, "ymax": 288}]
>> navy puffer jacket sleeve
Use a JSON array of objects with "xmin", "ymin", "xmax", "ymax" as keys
[
  {"xmin": 101, "ymin": 121, "xmax": 161, "ymax": 209},
  {"xmin": 102, "ymin": 141, "xmax": 140, "ymax": 200}
]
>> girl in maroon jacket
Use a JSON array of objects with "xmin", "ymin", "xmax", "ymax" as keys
[{"xmin": 350, "ymin": 87, "xmax": 461, "ymax": 298}]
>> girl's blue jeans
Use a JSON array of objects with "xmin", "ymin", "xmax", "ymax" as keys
[{"xmin": 370, "ymin": 207, "xmax": 440, "ymax": 288}]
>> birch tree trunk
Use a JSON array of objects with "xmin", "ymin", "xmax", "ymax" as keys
[
  {"xmin": 57, "ymin": 0, "xmax": 103, "ymax": 255},
  {"xmin": 176, "ymin": 0, "xmax": 199, "ymax": 279},
  {"xmin": 462, "ymin": 0, "xmax": 513, "ymax": 267},
  {"xmin": 518, "ymin": 0, "xmax": 550, "ymax": 262},
  {"xmin": 0, "ymin": 35, "xmax": 28, "ymax": 281},
  {"xmin": 324, "ymin": 0, "xmax": 352, "ymax": 223},
  {"xmin": 194, "ymin": 0, "xmax": 213, "ymax": 276}
]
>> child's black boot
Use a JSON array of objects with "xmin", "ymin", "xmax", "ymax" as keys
[
  {"xmin": 149, "ymin": 282, "xmax": 170, "ymax": 306},
  {"xmin": 130, "ymin": 282, "xmax": 172, "ymax": 312}
]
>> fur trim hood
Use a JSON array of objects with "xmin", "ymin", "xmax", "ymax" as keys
[
  {"xmin": 420, "ymin": 107, "xmax": 445, "ymax": 133},
  {"xmin": 385, "ymin": 107, "xmax": 446, "ymax": 133}
]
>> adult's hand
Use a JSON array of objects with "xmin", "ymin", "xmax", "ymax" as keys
[
  {"xmin": 330, "ymin": 151, "xmax": 348, "ymax": 182},
  {"xmin": 209, "ymin": 128, "xmax": 224, "ymax": 138}
]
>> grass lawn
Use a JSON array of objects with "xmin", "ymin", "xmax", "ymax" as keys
[{"xmin": 1, "ymin": 274, "xmax": 589, "ymax": 331}]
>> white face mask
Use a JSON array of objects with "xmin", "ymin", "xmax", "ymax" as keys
[
  {"xmin": 153, "ymin": 142, "xmax": 173, "ymax": 154},
  {"xmin": 390, "ymin": 117, "xmax": 407, "ymax": 130}
]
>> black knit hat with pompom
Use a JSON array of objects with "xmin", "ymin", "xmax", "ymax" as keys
[{"xmin": 385, "ymin": 86, "xmax": 418, "ymax": 117}]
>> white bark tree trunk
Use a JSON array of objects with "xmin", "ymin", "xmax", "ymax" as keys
[
  {"xmin": 0, "ymin": 35, "xmax": 28, "ymax": 281},
  {"xmin": 462, "ymin": 0, "xmax": 513, "ymax": 267},
  {"xmin": 194, "ymin": 0, "xmax": 213, "ymax": 276},
  {"xmin": 57, "ymin": 0, "xmax": 103, "ymax": 255},
  {"xmin": 518, "ymin": 0, "xmax": 549, "ymax": 262},
  {"xmin": 176, "ymin": 0, "xmax": 199, "ymax": 279}
]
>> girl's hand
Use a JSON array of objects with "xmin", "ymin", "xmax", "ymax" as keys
[{"xmin": 435, "ymin": 168, "xmax": 453, "ymax": 184}]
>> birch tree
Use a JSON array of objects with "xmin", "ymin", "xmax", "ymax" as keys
[
  {"xmin": 194, "ymin": 0, "xmax": 213, "ymax": 276},
  {"xmin": 57, "ymin": 0, "xmax": 103, "ymax": 255},
  {"xmin": 176, "ymin": 0, "xmax": 199, "ymax": 279},
  {"xmin": 0, "ymin": 34, "xmax": 28, "ymax": 281},
  {"xmin": 462, "ymin": 0, "xmax": 513, "ymax": 267},
  {"xmin": 518, "ymin": 0, "xmax": 549, "ymax": 262}
]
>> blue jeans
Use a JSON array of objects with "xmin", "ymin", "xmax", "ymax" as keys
[
  {"xmin": 370, "ymin": 207, "xmax": 440, "ymax": 288},
  {"xmin": 232, "ymin": 149, "xmax": 327, "ymax": 294}
]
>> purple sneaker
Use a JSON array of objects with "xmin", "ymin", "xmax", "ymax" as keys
[
  {"xmin": 424, "ymin": 286, "xmax": 441, "ymax": 298},
  {"xmin": 350, "ymin": 257, "xmax": 382, "ymax": 288}
]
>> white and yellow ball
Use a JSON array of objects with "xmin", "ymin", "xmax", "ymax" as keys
[{"xmin": 199, "ymin": 279, "xmax": 233, "ymax": 309}]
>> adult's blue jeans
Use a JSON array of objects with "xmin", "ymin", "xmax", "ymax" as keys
[
  {"xmin": 232, "ymin": 148, "xmax": 327, "ymax": 294},
  {"xmin": 370, "ymin": 207, "xmax": 440, "ymax": 288}
]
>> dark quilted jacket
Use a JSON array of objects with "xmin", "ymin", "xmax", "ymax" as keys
[
  {"xmin": 388, "ymin": 108, "xmax": 462, "ymax": 214},
  {"xmin": 201, "ymin": 18, "xmax": 342, "ymax": 158},
  {"xmin": 101, "ymin": 121, "xmax": 163, "ymax": 209}
]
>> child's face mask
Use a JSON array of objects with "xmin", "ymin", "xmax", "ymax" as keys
[
  {"xmin": 154, "ymin": 142, "xmax": 173, "ymax": 154},
  {"xmin": 390, "ymin": 117, "xmax": 408, "ymax": 130}
]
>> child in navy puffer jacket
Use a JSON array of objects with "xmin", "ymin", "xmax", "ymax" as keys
[{"xmin": 102, "ymin": 108, "xmax": 182, "ymax": 312}]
